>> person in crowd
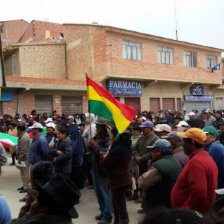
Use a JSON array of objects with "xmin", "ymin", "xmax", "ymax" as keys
[
  {"xmin": 214, "ymin": 110, "xmax": 224, "ymax": 129},
  {"xmin": 203, "ymin": 109, "xmax": 216, "ymax": 127},
  {"xmin": 78, "ymin": 123, "xmax": 85, "ymax": 135},
  {"xmin": 66, "ymin": 116, "xmax": 85, "ymax": 189},
  {"xmin": 0, "ymin": 143, "xmax": 7, "ymax": 175},
  {"xmin": 138, "ymin": 139, "xmax": 181, "ymax": 212},
  {"xmin": 176, "ymin": 121, "xmax": 189, "ymax": 132},
  {"xmin": 203, "ymin": 126, "xmax": 224, "ymax": 196},
  {"xmin": 187, "ymin": 118, "xmax": 204, "ymax": 129},
  {"xmin": 131, "ymin": 123, "xmax": 142, "ymax": 147},
  {"xmin": 188, "ymin": 112, "xmax": 196, "ymax": 120},
  {"xmin": 52, "ymin": 125, "xmax": 72, "ymax": 176},
  {"xmin": 128, "ymin": 123, "xmax": 142, "ymax": 201},
  {"xmin": 18, "ymin": 161, "xmax": 56, "ymax": 217},
  {"xmin": 8, "ymin": 122, "xmax": 18, "ymax": 165},
  {"xmin": 154, "ymin": 124, "xmax": 171, "ymax": 138},
  {"xmin": 171, "ymin": 128, "xmax": 218, "ymax": 214},
  {"xmin": 45, "ymin": 122, "xmax": 56, "ymax": 144},
  {"xmin": 163, "ymin": 132, "xmax": 189, "ymax": 168},
  {"xmin": 28, "ymin": 123, "xmax": 49, "ymax": 166},
  {"xmin": 139, "ymin": 208, "xmax": 213, "ymax": 224},
  {"xmin": 74, "ymin": 113, "xmax": 81, "ymax": 125},
  {"xmin": 17, "ymin": 124, "xmax": 31, "ymax": 194},
  {"xmin": 0, "ymin": 197, "xmax": 11, "ymax": 224},
  {"xmin": 44, "ymin": 117, "xmax": 53, "ymax": 124},
  {"xmin": 132, "ymin": 120, "xmax": 159, "ymax": 204},
  {"xmin": 27, "ymin": 115, "xmax": 35, "ymax": 127},
  {"xmin": 101, "ymin": 127, "xmax": 132, "ymax": 224},
  {"xmin": 9, "ymin": 174, "xmax": 80, "ymax": 224},
  {"xmin": 88, "ymin": 117, "xmax": 113, "ymax": 224},
  {"xmin": 173, "ymin": 115, "xmax": 182, "ymax": 129},
  {"xmin": 165, "ymin": 110, "xmax": 174, "ymax": 126},
  {"xmin": 219, "ymin": 120, "xmax": 224, "ymax": 145}
]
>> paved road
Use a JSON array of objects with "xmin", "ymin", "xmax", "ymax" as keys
[{"xmin": 0, "ymin": 159, "xmax": 143, "ymax": 224}]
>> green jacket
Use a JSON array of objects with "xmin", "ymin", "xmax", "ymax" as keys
[{"xmin": 143, "ymin": 155, "xmax": 182, "ymax": 210}]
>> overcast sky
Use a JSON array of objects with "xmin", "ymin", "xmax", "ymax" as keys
[{"xmin": 1, "ymin": 0, "xmax": 224, "ymax": 52}]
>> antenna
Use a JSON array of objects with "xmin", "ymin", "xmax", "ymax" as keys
[{"xmin": 174, "ymin": 0, "xmax": 178, "ymax": 40}]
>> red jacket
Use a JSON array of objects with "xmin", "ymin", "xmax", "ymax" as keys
[{"xmin": 171, "ymin": 150, "xmax": 218, "ymax": 214}]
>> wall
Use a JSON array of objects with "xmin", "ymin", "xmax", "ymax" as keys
[
  {"xmin": 4, "ymin": 51, "xmax": 20, "ymax": 76},
  {"xmin": 64, "ymin": 25, "xmax": 95, "ymax": 80},
  {"xmin": 101, "ymin": 31, "xmax": 222, "ymax": 84},
  {"xmin": 19, "ymin": 43, "xmax": 66, "ymax": 78}
]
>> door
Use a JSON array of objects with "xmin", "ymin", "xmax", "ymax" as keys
[
  {"xmin": 162, "ymin": 98, "xmax": 175, "ymax": 112},
  {"xmin": 62, "ymin": 96, "xmax": 82, "ymax": 115},
  {"xmin": 35, "ymin": 95, "xmax": 53, "ymax": 115},
  {"xmin": 149, "ymin": 98, "xmax": 160, "ymax": 112},
  {"xmin": 124, "ymin": 97, "xmax": 141, "ymax": 112},
  {"xmin": 184, "ymin": 102, "xmax": 211, "ymax": 113}
]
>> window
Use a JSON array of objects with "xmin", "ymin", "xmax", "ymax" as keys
[
  {"xmin": 158, "ymin": 47, "xmax": 174, "ymax": 64},
  {"xmin": 122, "ymin": 40, "xmax": 141, "ymax": 61},
  {"xmin": 183, "ymin": 51, "xmax": 197, "ymax": 67},
  {"xmin": 206, "ymin": 55, "xmax": 217, "ymax": 69},
  {"xmin": 222, "ymin": 61, "xmax": 224, "ymax": 70}
]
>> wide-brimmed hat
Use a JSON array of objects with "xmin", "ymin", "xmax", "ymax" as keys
[{"xmin": 37, "ymin": 174, "xmax": 80, "ymax": 218}]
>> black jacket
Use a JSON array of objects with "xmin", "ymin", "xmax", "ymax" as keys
[{"xmin": 53, "ymin": 137, "xmax": 72, "ymax": 174}]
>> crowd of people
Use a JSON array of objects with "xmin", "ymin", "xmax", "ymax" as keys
[{"xmin": 1, "ymin": 108, "xmax": 224, "ymax": 223}]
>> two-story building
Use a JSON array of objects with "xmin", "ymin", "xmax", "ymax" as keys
[{"xmin": 64, "ymin": 24, "xmax": 223, "ymax": 112}]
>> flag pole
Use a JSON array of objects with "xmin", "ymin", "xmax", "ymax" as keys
[{"xmin": 85, "ymin": 72, "xmax": 92, "ymax": 139}]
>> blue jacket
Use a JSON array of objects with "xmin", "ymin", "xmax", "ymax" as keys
[
  {"xmin": 0, "ymin": 197, "xmax": 11, "ymax": 224},
  {"xmin": 66, "ymin": 124, "xmax": 85, "ymax": 168},
  {"xmin": 28, "ymin": 134, "xmax": 49, "ymax": 165},
  {"xmin": 205, "ymin": 141, "xmax": 224, "ymax": 189}
]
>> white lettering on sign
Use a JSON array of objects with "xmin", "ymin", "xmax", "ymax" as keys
[{"xmin": 109, "ymin": 80, "xmax": 142, "ymax": 89}]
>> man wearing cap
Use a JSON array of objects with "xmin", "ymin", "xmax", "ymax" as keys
[
  {"xmin": 203, "ymin": 126, "xmax": 224, "ymax": 195},
  {"xmin": 176, "ymin": 121, "xmax": 189, "ymax": 132},
  {"xmin": 138, "ymin": 139, "xmax": 181, "ymax": 211},
  {"xmin": 203, "ymin": 109, "xmax": 216, "ymax": 127},
  {"xmin": 154, "ymin": 124, "xmax": 171, "ymax": 138},
  {"xmin": 88, "ymin": 117, "xmax": 113, "ymax": 224},
  {"xmin": 171, "ymin": 128, "xmax": 218, "ymax": 214},
  {"xmin": 164, "ymin": 132, "xmax": 189, "ymax": 168},
  {"xmin": 214, "ymin": 111, "xmax": 224, "ymax": 130},
  {"xmin": 133, "ymin": 121, "xmax": 159, "ymax": 170},
  {"xmin": 28, "ymin": 123, "xmax": 49, "ymax": 166}
]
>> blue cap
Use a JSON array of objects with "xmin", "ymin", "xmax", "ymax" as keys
[
  {"xmin": 147, "ymin": 139, "xmax": 172, "ymax": 153},
  {"xmin": 139, "ymin": 120, "xmax": 154, "ymax": 129}
]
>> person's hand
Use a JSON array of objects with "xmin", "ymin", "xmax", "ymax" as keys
[
  {"xmin": 88, "ymin": 139, "xmax": 96, "ymax": 148},
  {"xmin": 56, "ymin": 150, "xmax": 63, "ymax": 155},
  {"xmin": 136, "ymin": 157, "xmax": 142, "ymax": 165}
]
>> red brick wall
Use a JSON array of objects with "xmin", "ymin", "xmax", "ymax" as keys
[{"xmin": 22, "ymin": 93, "xmax": 35, "ymax": 115}]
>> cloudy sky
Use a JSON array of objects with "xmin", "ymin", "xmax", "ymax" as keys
[{"xmin": 1, "ymin": 0, "xmax": 224, "ymax": 51}]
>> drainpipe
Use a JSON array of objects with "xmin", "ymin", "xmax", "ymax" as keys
[{"xmin": 64, "ymin": 42, "xmax": 68, "ymax": 79}]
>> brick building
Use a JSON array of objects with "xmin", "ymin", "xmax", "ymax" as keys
[
  {"xmin": 1, "ymin": 22, "xmax": 224, "ymax": 115},
  {"xmin": 63, "ymin": 24, "xmax": 224, "ymax": 112}
]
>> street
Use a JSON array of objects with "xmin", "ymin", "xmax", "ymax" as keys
[{"xmin": 0, "ymin": 157, "xmax": 142, "ymax": 224}]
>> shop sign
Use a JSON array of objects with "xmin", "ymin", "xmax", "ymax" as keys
[
  {"xmin": 185, "ymin": 95, "xmax": 213, "ymax": 102},
  {"xmin": 190, "ymin": 85, "xmax": 204, "ymax": 96},
  {"xmin": 1, "ymin": 91, "xmax": 13, "ymax": 101},
  {"xmin": 107, "ymin": 80, "xmax": 142, "ymax": 96}
]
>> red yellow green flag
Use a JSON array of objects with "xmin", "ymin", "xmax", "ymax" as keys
[{"xmin": 86, "ymin": 76, "xmax": 137, "ymax": 133}]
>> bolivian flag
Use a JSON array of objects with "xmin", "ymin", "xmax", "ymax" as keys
[{"xmin": 87, "ymin": 76, "xmax": 137, "ymax": 134}]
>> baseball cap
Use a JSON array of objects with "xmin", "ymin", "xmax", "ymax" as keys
[
  {"xmin": 44, "ymin": 118, "xmax": 53, "ymax": 123},
  {"xmin": 203, "ymin": 109, "xmax": 212, "ymax": 113},
  {"xmin": 147, "ymin": 139, "xmax": 172, "ymax": 152},
  {"xmin": 203, "ymin": 126, "xmax": 219, "ymax": 138},
  {"xmin": 30, "ymin": 122, "xmax": 44, "ymax": 130},
  {"xmin": 162, "ymin": 131, "xmax": 182, "ymax": 142},
  {"xmin": 154, "ymin": 124, "xmax": 171, "ymax": 133},
  {"xmin": 176, "ymin": 121, "xmax": 189, "ymax": 128},
  {"xmin": 139, "ymin": 120, "xmax": 154, "ymax": 129},
  {"xmin": 189, "ymin": 112, "xmax": 195, "ymax": 116},
  {"xmin": 46, "ymin": 122, "xmax": 56, "ymax": 129},
  {"xmin": 177, "ymin": 128, "xmax": 206, "ymax": 145},
  {"xmin": 68, "ymin": 115, "xmax": 74, "ymax": 120}
]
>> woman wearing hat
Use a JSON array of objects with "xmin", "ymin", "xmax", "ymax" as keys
[{"xmin": 101, "ymin": 127, "xmax": 132, "ymax": 224}]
